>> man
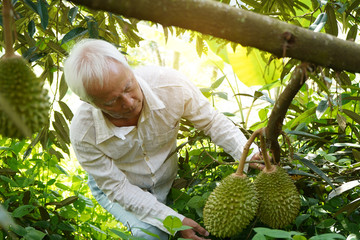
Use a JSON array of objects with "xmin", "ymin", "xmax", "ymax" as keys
[{"xmin": 64, "ymin": 38, "xmax": 260, "ymax": 240}]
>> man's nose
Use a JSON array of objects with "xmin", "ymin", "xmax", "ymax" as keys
[{"xmin": 121, "ymin": 95, "xmax": 133, "ymax": 109}]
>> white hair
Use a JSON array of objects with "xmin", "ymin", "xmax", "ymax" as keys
[{"xmin": 63, "ymin": 38, "xmax": 131, "ymax": 102}]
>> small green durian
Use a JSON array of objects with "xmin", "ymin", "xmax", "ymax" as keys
[
  {"xmin": 254, "ymin": 165, "xmax": 301, "ymax": 229},
  {"xmin": 0, "ymin": 56, "xmax": 50, "ymax": 139},
  {"xmin": 203, "ymin": 173, "xmax": 259, "ymax": 238}
]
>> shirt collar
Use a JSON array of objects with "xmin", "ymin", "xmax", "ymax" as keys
[
  {"xmin": 135, "ymin": 73, "xmax": 165, "ymax": 111},
  {"xmin": 92, "ymin": 72, "xmax": 165, "ymax": 144},
  {"xmin": 92, "ymin": 108, "xmax": 115, "ymax": 144}
]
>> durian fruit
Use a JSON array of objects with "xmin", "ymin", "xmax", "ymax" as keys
[
  {"xmin": 0, "ymin": 56, "xmax": 50, "ymax": 139},
  {"xmin": 203, "ymin": 173, "xmax": 259, "ymax": 238},
  {"xmin": 254, "ymin": 165, "xmax": 301, "ymax": 228}
]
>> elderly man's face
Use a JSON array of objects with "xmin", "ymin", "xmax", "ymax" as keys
[{"xmin": 86, "ymin": 60, "xmax": 143, "ymax": 125}]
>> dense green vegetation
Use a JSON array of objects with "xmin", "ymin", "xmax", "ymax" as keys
[{"xmin": 1, "ymin": 0, "xmax": 360, "ymax": 239}]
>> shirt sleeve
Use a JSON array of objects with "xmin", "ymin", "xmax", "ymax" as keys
[
  {"xmin": 71, "ymin": 139, "xmax": 184, "ymax": 233},
  {"xmin": 179, "ymin": 74, "xmax": 259, "ymax": 166}
]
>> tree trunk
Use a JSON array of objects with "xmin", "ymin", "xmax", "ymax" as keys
[{"xmin": 69, "ymin": 0, "xmax": 360, "ymax": 73}]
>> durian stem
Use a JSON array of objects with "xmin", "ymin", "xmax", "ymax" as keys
[
  {"xmin": 3, "ymin": 0, "xmax": 15, "ymax": 57},
  {"xmin": 235, "ymin": 127, "xmax": 264, "ymax": 176},
  {"xmin": 260, "ymin": 129, "xmax": 273, "ymax": 171}
]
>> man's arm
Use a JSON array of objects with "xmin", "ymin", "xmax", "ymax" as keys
[
  {"xmin": 179, "ymin": 73, "xmax": 260, "ymax": 163},
  {"xmin": 71, "ymin": 140, "xmax": 185, "ymax": 233}
]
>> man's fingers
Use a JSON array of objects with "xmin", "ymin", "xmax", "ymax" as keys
[
  {"xmin": 193, "ymin": 224, "xmax": 209, "ymax": 237},
  {"xmin": 181, "ymin": 217, "xmax": 210, "ymax": 240}
]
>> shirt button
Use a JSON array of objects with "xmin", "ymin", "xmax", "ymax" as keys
[{"xmin": 145, "ymin": 156, "xmax": 150, "ymax": 161}]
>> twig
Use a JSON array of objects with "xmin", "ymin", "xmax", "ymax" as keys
[
  {"xmin": 236, "ymin": 127, "xmax": 264, "ymax": 176},
  {"xmin": 3, "ymin": 0, "xmax": 15, "ymax": 57},
  {"xmin": 202, "ymin": 149, "xmax": 237, "ymax": 165},
  {"xmin": 260, "ymin": 129, "xmax": 273, "ymax": 171}
]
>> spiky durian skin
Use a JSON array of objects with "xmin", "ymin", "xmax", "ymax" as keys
[
  {"xmin": 203, "ymin": 174, "xmax": 259, "ymax": 238},
  {"xmin": 254, "ymin": 166, "xmax": 301, "ymax": 229},
  {"xmin": 0, "ymin": 57, "xmax": 49, "ymax": 139}
]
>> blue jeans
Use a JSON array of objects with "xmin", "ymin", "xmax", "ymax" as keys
[{"xmin": 87, "ymin": 175, "xmax": 169, "ymax": 240}]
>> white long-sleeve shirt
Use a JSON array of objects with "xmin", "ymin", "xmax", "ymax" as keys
[{"xmin": 70, "ymin": 66, "xmax": 259, "ymax": 232}]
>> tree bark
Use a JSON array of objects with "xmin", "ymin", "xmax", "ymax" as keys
[
  {"xmin": 266, "ymin": 63, "xmax": 309, "ymax": 163},
  {"xmin": 69, "ymin": 0, "xmax": 360, "ymax": 73}
]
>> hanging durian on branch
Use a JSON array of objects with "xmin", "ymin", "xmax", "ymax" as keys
[
  {"xmin": 203, "ymin": 128, "xmax": 263, "ymax": 238},
  {"xmin": 203, "ymin": 127, "xmax": 301, "ymax": 238},
  {"xmin": 0, "ymin": 0, "xmax": 50, "ymax": 139},
  {"xmin": 254, "ymin": 132, "xmax": 301, "ymax": 229}
]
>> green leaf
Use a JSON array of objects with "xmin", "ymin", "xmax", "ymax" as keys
[
  {"xmin": 61, "ymin": 27, "xmax": 88, "ymax": 45},
  {"xmin": 328, "ymin": 180, "xmax": 360, "ymax": 200},
  {"xmin": 213, "ymin": 92, "xmax": 228, "ymax": 100},
  {"xmin": 309, "ymin": 233, "xmax": 346, "ymax": 240},
  {"xmin": 253, "ymin": 227, "xmax": 295, "ymax": 238},
  {"xmin": 24, "ymin": 226, "xmax": 46, "ymax": 240},
  {"xmin": 211, "ymin": 76, "xmax": 226, "ymax": 89},
  {"xmin": 187, "ymin": 196, "xmax": 204, "ymax": 209},
  {"xmin": 346, "ymin": 25, "xmax": 358, "ymax": 41},
  {"xmin": 325, "ymin": 5, "xmax": 338, "ymax": 36},
  {"xmin": 88, "ymin": 223, "xmax": 106, "ymax": 234},
  {"xmin": 46, "ymin": 196, "xmax": 79, "ymax": 210},
  {"xmin": 196, "ymin": 36, "xmax": 204, "ymax": 57},
  {"xmin": 342, "ymin": 109, "xmax": 360, "ymax": 125},
  {"xmin": 334, "ymin": 198, "xmax": 360, "ymax": 217},
  {"xmin": 59, "ymin": 73, "xmax": 68, "ymax": 100},
  {"xmin": 346, "ymin": 0, "xmax": 360, "ymax": 16},
  {"xmin": 295, "ymin": 214, "xmax": 311, "ymax": 229},
  {"xmin": 110, "ymin": 228, "xmax": 132, "ymax": 239},
  {"xmin": 135, "ymin": 228, "xmax": 160, "ymax": 239},
  {"xmin": 316, "ymin": 218, "xmax": 336, "ymax": 228},
  {"xmin": 252, "ymin": 233, "xmax": 267, "ymax": 240},
  {"xmin": 58, "ymin": 222, "xmax": 76, "ymax": 232},
  {"xmin": 254, "ymin": 228, "xmax": 291, "ymax": 239},
  {"xmin": 287, "ymin": 130, "xmax": 324, "ymax": 140},
  {"xmin": 87, "ymin": 17, "xmax": 99, "ymax": 39},
  {"xmin": 28, "ymin": 20, "xmax": 36, "ymax": 38},
  {"xmin": 24, "ymin": 0, "xmax": 38, "ymax": 13},
  {"xmin": 12, "ymin": 205, "xmax": 36, "ymax": 218},
  {"xmin": 206, "ymin": 39, "xmax": 229, "ymax": 64},
  {"xmin": 227, "ymin": 45, "xmax": 282, "ymax": 87},
  {"xmin": 336, "ymin": 113, "xmax": 347, "ymax": 131},
  {"xmin": 37, "ymin": 0, "xmax": 49, "ymax": 30},
  {"xmin": 58, "ymin": 101, "xmax": 74, "ymax": 121},
  {"xmin": 309, "ymin": 12, "xmax": 327, "ymax": 32},
  {"xmin": 0, "ymin": 176, "xmax": 19, "ymax": 187},
  {"xmin": 53, "ymin": 111, "xmax": 70, "ymax": 144},
  {"xmin": 346, "ymin": 234, "xmax": 360, "ymax": 240},
  {"xmin": 68, "ymin": 6, "xmax": 78, "ymax": 24},
  {"xmin": 288, "ymin": 106, "xmax": 317, "ymax": 129},
  {"xmin": 293, "ymin": 236, "xmax": 308, "ymax": 240},
  {"xmin": 316, "ymin": 100, "xmax": 328, "ymax": 119},
  {"xmin": 331, "ymin": 142, "xmax": 360, "ymax": 148},
  {"xmin": 55, "ymin": 182, "xmax": 71, "ymax": 191},
  {"xmin": 294, "ymin": 154, "xmax": 335, "ymax": 189},
  {"xmin": 163, "ymin": 215, "xmax": 183, "ymax": 235}
]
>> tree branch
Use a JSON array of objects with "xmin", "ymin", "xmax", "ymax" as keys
[
  {"xmin": 69, "ymin": 0, "xmax": 360, "ymax": 73},
  {"xmin": 265, "ymin": 63, "xmax": 309, "ymax": 163}
]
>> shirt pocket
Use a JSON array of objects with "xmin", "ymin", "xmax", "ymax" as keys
[
  {"xmin": 144, "ymin": 123, "xmax": 179, "ymax": 151},
  {"xmin": 99, "ymin": 137, "xmax": 139, "ymax": 161}
]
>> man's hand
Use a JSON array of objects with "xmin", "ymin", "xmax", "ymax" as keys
[
  {"xmin": 180, "ymin": 217, "xmax": 210, "ymax": 240},
  {"xmin": 249, "ymin": 152, "xmax": 268, "ymax": 170}
]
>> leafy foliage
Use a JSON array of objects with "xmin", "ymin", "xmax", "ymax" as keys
[{"xmin": 1, "ymin": 0, "xmax": 360, "ymax": 240}]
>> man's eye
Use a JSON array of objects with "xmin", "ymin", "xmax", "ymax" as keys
[{"xmin": 104, "ymin": 99, "xmax": 116, "ymax": 106}]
